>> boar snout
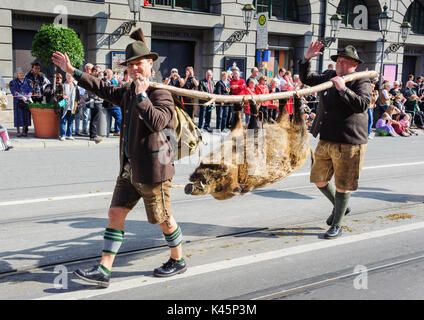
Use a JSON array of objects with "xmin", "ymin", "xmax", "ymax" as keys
[{"xmin": 184, "ymin": 183, "xmax": 194, "ymax": 195}]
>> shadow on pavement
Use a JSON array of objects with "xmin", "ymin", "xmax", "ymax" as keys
[{"xmin": 0, "ymin": 216, "xmax": 261, "ymax": 286}]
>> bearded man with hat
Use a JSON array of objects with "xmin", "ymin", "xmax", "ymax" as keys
[
  {"xmin": 52, "ymin": 29, "xmax": 186, "ymax": 288},
  {"xmin": 299, "ymin": 42, "xmax": 372, "ymax": 240}
]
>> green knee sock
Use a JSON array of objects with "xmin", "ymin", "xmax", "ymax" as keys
[
  {"xmin": 318, "ymin": 183, "xmax": 336, "ymax": 206},
  {"xmin": 332, "ymin": 191, "xmax": 351, "ymax": 227}
]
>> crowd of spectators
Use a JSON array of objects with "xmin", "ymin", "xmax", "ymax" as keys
[
  {"xmin": 371, "ymin": 74, "xmax": 424, "ymax": 138},
  {"xmin": 7, "ymin": 59, "xmax": 423, "ymax": 145},
  {"xmin": 8, "ymin": 61, "xmax": 132, "ymax": 143},
  {"xmin": 163, "ymin": 64, "xmax": 314, "ymax": 132}
]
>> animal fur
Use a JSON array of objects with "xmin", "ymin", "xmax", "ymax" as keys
[
  {"xmin": 130, "ymin": 28, "xmax": 146, "ymax": 43},
  {"xmin": 185, "ymin": 97, "xmax": 311, "ymax": 200}
]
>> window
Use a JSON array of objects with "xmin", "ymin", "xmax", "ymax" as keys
[
  {"xmin": 406, "ymin": 1, "xmax": 424, "ymax": 34},
  {"xmin": 253, "ymin": 0, "xmax": 298, "ymax": 22},
  {"xmin": 256, "ymin": 0, "xmax": 269, "ymax": 14},
  {"xmin": 152, "ymin": 0, "xmax": 210, "ymax": 12}
]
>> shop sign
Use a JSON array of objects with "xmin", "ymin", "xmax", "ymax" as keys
[{"xmin": 352, "ymin": 5, "xmax": 368, "ymax": 30}]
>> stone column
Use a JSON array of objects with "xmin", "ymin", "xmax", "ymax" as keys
[{"xmin": 0, "ymin": 9, "xmax": 13, "ymax": 110}]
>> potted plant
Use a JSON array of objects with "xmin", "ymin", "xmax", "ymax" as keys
[
  {"xmin": 28, "ymin": 102, "xmax": 59, "ymax": 138},
  {"xmin": 30, "ymin": 23, "xmax": 85, "ymax": 138}
]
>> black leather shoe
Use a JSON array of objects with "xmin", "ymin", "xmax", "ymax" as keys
[
  {"xmin": 153, "ymin": 258, "xmax": 187, "ymax": 277},
  {"xmin": 74, "ymin": 266, "xmax": 110, "ymax": 288},
  {"xmin": 324, "ymin": 225, "xmax": 343, "ymax": 239},
  {"xmin": 326, "ymin": 207, "xmax": 351, "ymax": 226}
]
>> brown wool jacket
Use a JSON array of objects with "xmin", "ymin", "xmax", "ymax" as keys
[
  {"xmin": 299, "ymin": 59, "xmax": 372, "ymax": 145},
  {"xmin": 75, "ymin": 72, "xmax": 175, "ymax": 184}
]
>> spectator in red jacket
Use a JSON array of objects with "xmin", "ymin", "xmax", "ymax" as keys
[
  {"xmin": 243, "ymin": 78, "xmax": 256, "ymax": 125},
  {"xmin": 230, "ymin": 69, "xmax": 246, "ymax": 95},
  {"xmin": 268, "ymin": 78, "xmax": 280, "ymax": 122},
  {"xmin": 228, "ymin": 69, "xmax": 246, "ymax": 128},
  {"xmin": 255, "ymin": 76, "xmax": 270, "ymax": 122}
]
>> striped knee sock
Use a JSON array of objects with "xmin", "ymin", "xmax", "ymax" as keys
[
  {"xmin": 164, "ymin": 225, "xmax": 183, "ymax": 248},
  {"xmin": 103, "ymin": 228, "xmax": 124, "ymax": 255},
  {"xmin": 98, "ymin": 263, "xmax": 111, "ymax": 276}
]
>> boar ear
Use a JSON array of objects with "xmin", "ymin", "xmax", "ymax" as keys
[{"xmin": 218, "ymin": 164, "xmax": 229, "ymax": 172}]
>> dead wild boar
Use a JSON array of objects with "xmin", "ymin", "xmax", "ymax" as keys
[{"xmin": 184, "ymin": 97, "xmax": 312, "ymax": 200}]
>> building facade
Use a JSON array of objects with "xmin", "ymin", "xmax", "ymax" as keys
[{"xmin": 1, "ymin": 0, "xmax": 424, "ymax": 105}]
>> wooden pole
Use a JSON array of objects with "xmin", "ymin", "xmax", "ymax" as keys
[{"xmin": 149, "ymin": 70, "xmax": 378, "ymax": 105}]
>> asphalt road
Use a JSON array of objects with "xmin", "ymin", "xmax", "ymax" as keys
[{"xmin": 1, "ymin": 132, "xmax": 424, "ymax": 303}]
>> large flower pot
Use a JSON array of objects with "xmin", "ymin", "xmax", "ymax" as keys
[{"xmin": 30, "ymin": 108, "xmax": 60, "ymax": 138}]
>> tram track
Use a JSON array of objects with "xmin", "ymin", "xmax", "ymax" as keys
[
  {"xmin": 248, "ymin": 251, "xmax": 424, "ymax": 300},
  {"xmin": 1, "ymin": 166, "xmax": 423, "ymax": 284},
  {"xmin": 1, "ymin": 200, "xmax": 423, "ymax": 280}
]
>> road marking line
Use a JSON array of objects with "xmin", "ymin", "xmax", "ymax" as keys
[
  {"xmin": 0, "ymin": 192, "xmax": 113, "ymax": 206},
  {"xmin": 3, "ymin": 161, "xmax": 424, "ymax": 207},
  {"xmin": 36, "ymin": 221, "xmax": 424, "ymax": 300}
]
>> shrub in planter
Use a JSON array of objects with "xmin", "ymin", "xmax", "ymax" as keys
[
  {"xmin": 29, "ymin": 102, "xmax": 56, "ymax": 109},
  {"xmin": 31, "ymin": 23, "xmax": 84, "ymax": 71},
  {"xmin": 30, "ymin": 24, "xmax": 84, "ymax": 138}
]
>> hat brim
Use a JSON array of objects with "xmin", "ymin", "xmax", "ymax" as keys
[
  {"xmin": 120, "ymin": 52, "xmax": 159, "ymax": 66},
  {"xmin": 331, "ymin": 54, "xmax": 363, "ymax": 64}
]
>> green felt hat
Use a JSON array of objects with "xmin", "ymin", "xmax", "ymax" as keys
[
  {"xmin": 331, "ymin": 45, "xmax": 363, "ymax": 64},
  {"xmin": 120, "ymin": 28, "xmax": 158, "ymax": 66}
]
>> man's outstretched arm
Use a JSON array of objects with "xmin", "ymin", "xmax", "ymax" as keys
[{"xmin": 52, "ymin": 51, "xmax": 124, "ymax": 107}]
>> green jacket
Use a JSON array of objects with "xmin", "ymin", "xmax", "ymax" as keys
[
  {"xmin": 74, "ymin": 70, "xmax": 175, "ymax": 184},
  {"xmin": 404, "ymin": 99, "xmax": 420, "ymax": 112},
  {"xmin": 299, "ymin": 59, "xmax": 372, "ymax": 145}
]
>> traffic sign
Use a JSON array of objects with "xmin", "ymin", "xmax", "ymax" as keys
[{"xmin": 256, "ymin": 13, "xmax": 268, "ymax": 50}]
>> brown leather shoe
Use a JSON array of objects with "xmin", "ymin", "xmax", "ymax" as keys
[
  {"xmin": 113, "ymin": 132, "xmax": 120, "ymax": 136},
  {"xmin": 90, "ymin": 136, "xmax": 102, "ymax": 144}
]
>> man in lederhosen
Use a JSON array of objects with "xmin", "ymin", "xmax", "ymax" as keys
[
  {"xmin": 52, "ymin": 29, "xmax": 186, "ymax": 288},
  {"xmin": 299, "ymin": 42, "xmax": 372, "ymax": 239}
]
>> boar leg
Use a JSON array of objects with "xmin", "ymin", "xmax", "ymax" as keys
[
  {"xmin": 230, "ymin": 103, "xmax": 244, "ymax": 133},
  {"xmin": 247, "ymin": 100, "xmax": 262, "ymax": 130},
  {"xmin": 292, "ymin": 96, "xmax": 306, "ymax": 125},
  {"xmin": 276, "ymin": 99, "xmax": 290, "ymax": 125}
]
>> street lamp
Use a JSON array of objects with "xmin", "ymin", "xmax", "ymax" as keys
[
  {"xmin": 384, "ymin": 21, "xmax": 412, "ymax": 55},
  {"xmin": 321, "ymin": 14, "xmax": 342, "ymax": 48},
  {"xmin": 378, "ymin": 3, "xmax": 391, "ymax": 87},
  {"xmin": 242, "ymin": 4, "xmax": 255, "ymax": 34},
  {"xmin": 400, "ymin": 21, "xmax": 412, "ymax": 42},
  {"xmin": 219, "ymin": 4, "xmax": 255, "ymax": 53},
  {"xmin": 330, "ymin": 14, "xmax": 342, "ymax": 37},
  {"xmin": 128, "ymin": 0, "xmax": 141, "ymax": 26}
]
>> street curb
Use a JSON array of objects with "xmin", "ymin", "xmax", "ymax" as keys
[{"xmin": 9, "ymin": 138, "xmax": 119, "ymax": 149}]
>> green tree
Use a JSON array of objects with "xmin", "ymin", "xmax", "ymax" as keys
[{"xmin": 31, "ymin": 24, "xmax": 84, "ymax": 90}]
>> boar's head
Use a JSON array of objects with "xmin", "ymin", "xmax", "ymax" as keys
[{"xmin": 185, "ymin": 163, "xmax": 247, "ymax": 200}]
